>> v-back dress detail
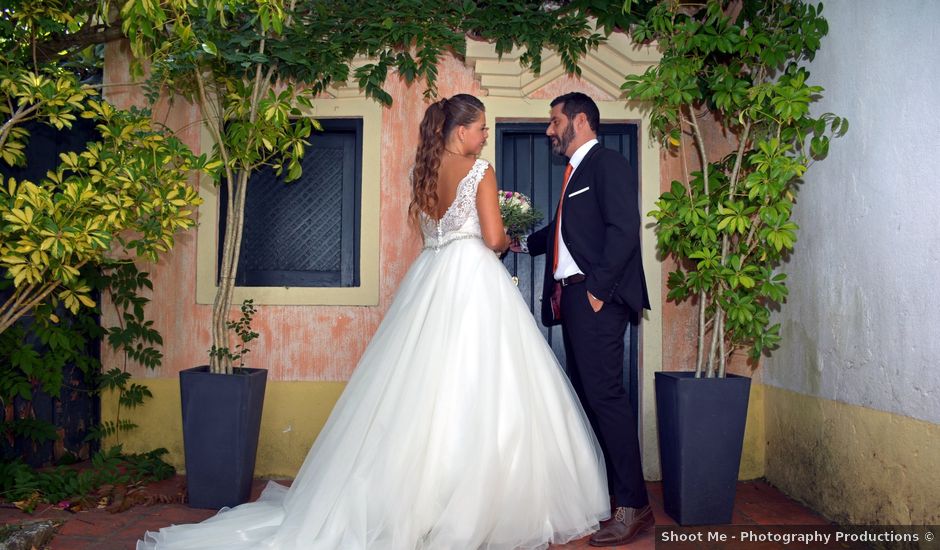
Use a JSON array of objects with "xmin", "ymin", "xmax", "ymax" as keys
[{"xmin": 139, "ymin": 159, "xmax": 608, "ymax": 550}]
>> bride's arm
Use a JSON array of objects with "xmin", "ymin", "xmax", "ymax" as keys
[{"xmin": 476, "ymin": 166, "xmax": 510, "ymax": 253}]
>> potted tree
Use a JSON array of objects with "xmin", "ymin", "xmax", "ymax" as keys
[
  {"xmin": 622, "ymin": 0, "xmax": 847, "ymax": 525},
  {"xmin": 121, "ymin": 0, "xmax": 316, "ymax": 509}
]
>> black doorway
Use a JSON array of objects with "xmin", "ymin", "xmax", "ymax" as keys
[{"xmin": 496, "ymin": 122, "xmax": 642, "ymax": 415}]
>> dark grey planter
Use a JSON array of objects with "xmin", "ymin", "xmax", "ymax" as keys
[
  {"xmin": 655, "ymin": 371, "xmax": 751, "ymax": 525},
  {"xmin": 179, "ymin": 365, "xmax": 267, "ymax": 509}
]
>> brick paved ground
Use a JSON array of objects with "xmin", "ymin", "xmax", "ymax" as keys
[{"xmin": 0, "ymin": 479, "xmax": 828, "ymax": 549}]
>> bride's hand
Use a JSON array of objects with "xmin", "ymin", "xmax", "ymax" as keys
[{"xmin": 508, "ymin": 235, "xmax": 528, "ymax": 254}]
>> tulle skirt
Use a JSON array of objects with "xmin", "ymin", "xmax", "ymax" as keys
[{"xmin": 139, "ymin": 237, "xmax": 608, "ymax": 549}]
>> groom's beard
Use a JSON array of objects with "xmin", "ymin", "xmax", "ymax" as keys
[{"xmin": 550, "ymin": 123, "xmax": 575, "ymax": 156}]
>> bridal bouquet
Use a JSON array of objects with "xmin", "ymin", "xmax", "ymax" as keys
[{"xmin": 498, "ymin": 190, "xmax": 542, "ymax": 240}]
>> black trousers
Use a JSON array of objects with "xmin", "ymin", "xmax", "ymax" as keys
[{"xmin": 560, "ymin": 281, "xmax": 649, "ymax": 508}]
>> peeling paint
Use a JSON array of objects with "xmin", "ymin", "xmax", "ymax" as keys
[{"xmin": 765, "ymin": 385, "xmax": 940, "ymax": 524}]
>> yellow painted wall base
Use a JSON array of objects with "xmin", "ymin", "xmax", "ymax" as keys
[
  {"xmin": 107, "ymin": 378, "xmax": 766, "ymax": 482},
  {"xmin": 102, "ymin": 378, "xmax": 346, "ymax": 478},
  {"xmin": 739, "ymin": 382, "xmax": 765, "ymax": 480},
  {"xmin": 764, "ymin": 385, "xmax": 940, "ymax": 524}
]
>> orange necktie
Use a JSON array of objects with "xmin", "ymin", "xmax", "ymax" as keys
[{"xmin": 552, "ymin": 163, "xmax": 574, "ymax": 273}]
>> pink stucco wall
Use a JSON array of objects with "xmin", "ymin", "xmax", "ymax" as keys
[
  {"xmin": 101, "ymin": 39, "xmax": 744, "ymax": 383},
  {"xmin": 102, "ymin": 46, "xmax": 488, "ymax": 382}
]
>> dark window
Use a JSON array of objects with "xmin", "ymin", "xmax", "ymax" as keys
[{"xmin": 219, "ymin": 119, "xmax": 362, "ymax": 287}]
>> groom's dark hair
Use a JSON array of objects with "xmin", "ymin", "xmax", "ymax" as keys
[{"xmin": 550, "ymin": 92, "xmax": 599, "ymax": 133}]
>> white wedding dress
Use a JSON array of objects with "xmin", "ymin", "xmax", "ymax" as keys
[{"xmin": 139, "ymin": 159, "xmax": 608, "ymax": 550}]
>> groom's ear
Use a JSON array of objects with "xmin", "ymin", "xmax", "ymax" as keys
[{"xmin": 573, "ymin": 112, "xmax": 590, "ymax": 134}]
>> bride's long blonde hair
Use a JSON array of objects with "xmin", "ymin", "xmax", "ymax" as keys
[{"xmin": 409, "ymin": 94, "xmax": 485, "ymax": 228}]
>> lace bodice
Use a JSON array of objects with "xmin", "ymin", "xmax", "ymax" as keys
[{"xmin": 419, "ymin": 159, "xmax": 488, "ymax": 251}]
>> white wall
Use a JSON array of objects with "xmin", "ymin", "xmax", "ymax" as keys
[{"xmin": 764, "ymin": 0, "xmax": 940, "ymax": 424}]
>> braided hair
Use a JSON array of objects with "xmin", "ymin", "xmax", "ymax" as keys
[{"xmin": 409, "ymin": 94, "xmax": 485, "ymax": 227}]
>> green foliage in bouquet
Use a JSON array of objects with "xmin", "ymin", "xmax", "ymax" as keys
[{"xmin": 498, "ymin": 190, "xmax": 543, "ymax": 240}]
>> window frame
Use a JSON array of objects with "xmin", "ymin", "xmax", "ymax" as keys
[
  {"xmin": 216, "ymin": 118, "xmax": 362, "ymax": 289},
  {"xmin": 196, "ymin": 98, "xmax": 381, "ymax": 306}
]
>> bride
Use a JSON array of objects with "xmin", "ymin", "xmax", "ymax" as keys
[{"xmin": 139, "ymin": 93, "xmax": 609, "ymax": 550}]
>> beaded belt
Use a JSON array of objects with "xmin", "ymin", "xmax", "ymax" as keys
[{"xmin": 423, "ymin": 233, "xmax": 480, "ymax": 252}]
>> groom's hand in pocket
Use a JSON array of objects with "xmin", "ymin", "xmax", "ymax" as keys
[{"xmin": 587, "ymin": 291, "xmax": 604, "ymax": 313}]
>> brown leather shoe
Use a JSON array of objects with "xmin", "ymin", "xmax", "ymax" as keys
[{"xmin": 589, "ymin": 505, "xmax": 654, "ymax": 547}]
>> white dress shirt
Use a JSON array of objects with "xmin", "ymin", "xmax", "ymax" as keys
[{"xmin": 554, "ymin": 138, "xmax": 597, "ymax": 280}]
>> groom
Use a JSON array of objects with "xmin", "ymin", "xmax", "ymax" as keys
[{"xmin": 516, "ymin": 92, "xmax": 653, "ymax": 546}]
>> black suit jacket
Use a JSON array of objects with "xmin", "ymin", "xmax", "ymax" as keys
[{"xmin": 528, "ymin": 143, "xmax": 650, "ymax": 326}]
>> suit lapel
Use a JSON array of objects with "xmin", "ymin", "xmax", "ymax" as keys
[{"xmin": 560, "ymin": 143, "xmax": 601, "ymax": 225}]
